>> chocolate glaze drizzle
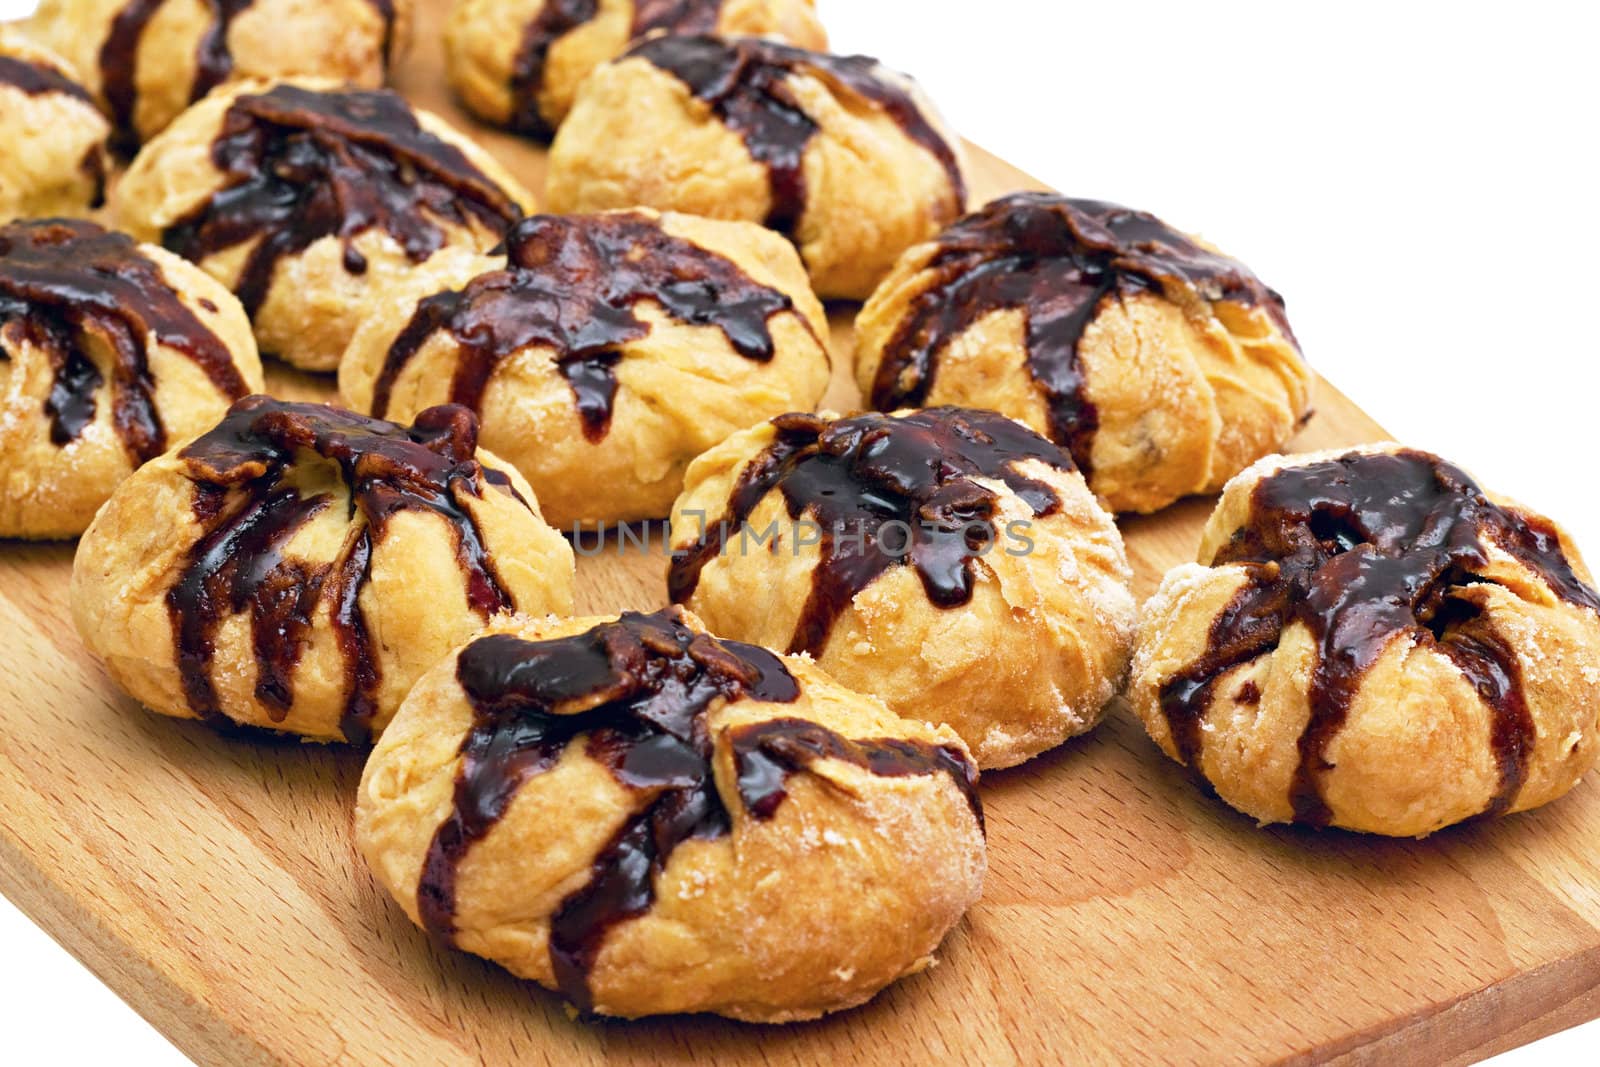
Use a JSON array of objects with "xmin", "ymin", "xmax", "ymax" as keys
[
  {"xmin": 162, "ymin": 83, "xmax": 521, "ymax": 318},
  {"xmin": 79, "ymin": 145, "xmax": 109, "ymax": 210},
  {"xmin": 507, "ymin": 0, "xmax": 595, "ymax": 135},
  {"xmin": 191, "ymin": 1, "xmax": 262, "ymax": 105},
  {"xmin": 372, "ymin": 211, "xmax": 809, "ymax": 441},
  {"xmin": 97, "ymin": 0, "xmax": 401, "ymax": 153},
  {"xmin": 416, "ymin": 608, "xmax": 980, "ymax": 1013},
  {"xmin": 507, "ymin": 0, "xmax": 721, "ymax": 137},
  {"xmin": 0, "ymin": 218, "xmax": 248, "ymax": 461},
  {"xmin": 168, "ymin": 397, "xmax": 524, "ymax": 743},
  {"xmin": 0, "ymin": 55, "xmax": 106, "ymax": 205},
  {"xmin": 628, "ymin": 35, "xmax": 966, "ymax": 237},
  {"xmin": 630, "ymin": 0, "xmax": 723, "ymax": 31},
  {"xmin": 0, "ymin": 53, "xmax": 96, "ymax": 104},
  {"xmin": 1158, "ymin": 449, "xmax": 1600, "ymax": 826},
  {"xmin": 97, "ymin": 0, "xmax": 163, "ymax": 154},
  {"xmin": 730, "ymin": 716, "xmax": 980, "ymax": 827},
  {"xmin": 374, "ymin": 0, "xmax": 399, "ymax": 66},
  {"xmin": 870, "ymin": 193, "xmax": 1296, "ymax": 474},
  {"xmin": 668, "ymin": 407, "xmax": 1073, "ymax": 657}
]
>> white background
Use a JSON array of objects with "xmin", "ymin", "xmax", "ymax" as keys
[{"xmin": 1, "ymin": 0, "xmax": 1596, "ymax": 1063}]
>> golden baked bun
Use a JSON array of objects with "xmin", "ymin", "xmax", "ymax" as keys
[
  {"xmin": 111, "ymin": 78, "xmax": 533, "ymax": 372},
  {"xmin": 22, "ymin": 0, "xmax": 409, "ymax": 150},
  {"xmin": 356, "ymin": 607, "xmax": 985, "ymax": 1020},
  {"xmin": 668, "ymin": 406, "xmax": 1137, "ymax": 769},
  {"xmin": 1130, "ymin": 444, "xmax": 1600, "ymax": 837},
  {"xmin": 340, "ymin": 208, "xmax": 831, "ymax": 530},
  {"xmin": 546, "ymin": 35, "xmax": 966, "ymax": 300},
  {"xmin": 856, "ymin": 193, "xmax": 1314, "ymax": 514},
  {"xmin": 446, "ymin": 0, "xmax": 826, "ymax": 137},
  {"xmin": 1, "ymin": 218, "xmax": 261, "ymax": 540},
  {"xmin": 71, "ymin": 396, "xmax": 575, "ymax": 743},
  {"xmin": 0, "ymin": 28, "xmax": 111, "ymax": 222}
]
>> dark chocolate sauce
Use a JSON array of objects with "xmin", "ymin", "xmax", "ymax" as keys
[
  {"xmin": 162, "ymin": 84, "xmax": 521, "ymax": 317},
  {"xmin": 190, "ymin": 1, "xmax": 255, "ymax": 103},
  {"xmin": 0, "ymin": 218, "xmax": 249, "ymax": 462},
  {"xmin": 871, "ymin": 193, "xmax": 1296, "ymax": 474},
  {"xmin": 668, "ymin": 407, "xmax": 1072, "ymax": 657},
  {"xmin": 415, "ymin": 608, "xmax": 978, "ymax": 1012},
  {"xmin": 372, "ymin": 0, "xmax": 398, "ymax": 65},
  {"xmin": 97, "ymin": 0, "xmax": 402, "ymax": 153},
  {"xmin": 1158, "ymin": 449, "xmax": 1600, "ymax": 825},
  {"xmin": 168, "ymin": 397, "xmax": 525, "ymax": 742},
  {"xmin": 0, "ymin": 53, "xmax": 96, "ymax": 104},
  {"xmin": 628, "ymin": 35, "xmax": 966, "ymax": 237},
  {"xmin": 629, "ymin": 0, "xmax": 723, "ymax": 33},
  {"xmin": 506, "ymin": 0, "xmax": 721, "ymax": 137},
  {"xmin": 372, "ymin": 211, "xmax": 809, "ymax": 441},
  {"xmin": 730, "ymin": 716, "xmax": 981, "ymax": 826},
  {"xmin": 0, "ymin": 48, "xmax": 107, "ymax": 204},
  {"xmin": 506, "ymin": 0, "xmax": 595, "ymax": 137},
  {"xmin": 79, "ymin": 144, "xmax": 109, "ymax": 210},
  {"xmin": 194, "ymin": 1, "xmax": 404, "ymax": 102},
  {"xmin": 97, "ymin": 0, "xmax": 163, "ymax": 154}
]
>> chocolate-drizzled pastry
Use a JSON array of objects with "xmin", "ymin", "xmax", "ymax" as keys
[
  {"xmin": 1, "ymin": 219, "xmax": 261, "ymax": 540},
  {"xmin": 668, "ymin": 406, "xmax": 1136, "ymax": 769},
  {"xmin": 356, "ymin": 608, "xmax": 985, "ymax": 1020},
  {"xmin": 112, "ymin": 78, "xmax": 534, "ymax": 372},
  {"xmin": 22, "ymin": 0, "xmax": 407, "ymax": 150},
  {"xmin": 0, "ymin": 28, "xmax": 112, "ymax": 223},
  {"xmin": 446, "ymin": 0, "xmax": 826, "ymax": 138},
  {"xmin": 857, "ymin": 193, "xmax": 1314, "ymax": 514},
  {"xmin": 340, "ymin": 208, "xmax": 830, "ymax": 529},
  {"xmin": 1130, "ymin": 444, "xmax": 1600, "ymax": 837},
  {"xmin": 547, "ymin": 35, "xmax": 966, "ymax": 300},
  {"xmin": 71, "ymin": 396, "xmax": 575, "ymax": 742}
]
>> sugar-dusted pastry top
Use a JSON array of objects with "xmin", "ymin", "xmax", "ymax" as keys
[
  {"xmin": 371, "ymin": 211, "xmax": 814, "ymax": 441},
  {"xmin": 415, "ymin": 607, "xmax": 981, "ymax": 1013},
  {"xmin": 161, "ymin": 83, "xmax": 523, "ymax": 318},
  {"xmin": 626, "ymin": 34, "xmax": 965, "ymax": 238},
  {"xmin": 0, "ymin": 218, "xmax": 251, "ymax": 464},
  {"xmin": 868, "ymin": 192, "xmax": 1296, "ymax": 473},
  {"xmin": 670, "ymin": 406, "xmax": 1075, "ymax": 656},
  {"xmin": 1158, "ymin": 448, "xmax": 1600, "ymax": 826},
  {"xmin": 169, "ymin": 397, "xmax": 531, "ymax": 742}
]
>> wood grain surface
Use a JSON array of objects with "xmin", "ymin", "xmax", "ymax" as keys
[{"xmin": 3, "ymin": 3, "xmax": 1598, "ymax": 1064}]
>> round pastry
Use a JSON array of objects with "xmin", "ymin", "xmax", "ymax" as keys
[
  {"xmin": 1, "ymin": 218, "xmax": 262, "ymax": 540},
  {"xmin": 356, "ymin": 606, "xmax": 985, "ymax": 1020},
  {"xmin": 111, "ymin": 78, "xmax": 533, "ymax": 372},
  {"xmin": 546, "ymin": 35, "xmax": 966, "ymax": 301},
  {"xmin": 22, "ymin": 0, "xmax": 409, "ymax": 151},
  {"xmin": 667, "ymin": 406, "xmax": 1137, "ymax": 769},
  {"xmin": 446, "ymin": 0, "xmax": 827, "ymax": 138},
  {"xmin": 71, "ymin": 396, "xmax": 576, "ymax": 743},
  {"xmin": 0, "ymin": 28, "xmax": 112, "ymax": 222},
  {"xmin": 856, "ymin": 193, "xmax": 1314, "ymax": 514},
  {"xmin": 1130, "ymin": 444, "xmax": 1600, "ymax": 837},
  {"xmin": 340, "ymin": 208, "xmax": 831, "ymax": 530}
]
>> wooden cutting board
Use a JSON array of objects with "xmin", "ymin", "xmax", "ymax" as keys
[{"xmin": 4, "ymin": 3, "xmax": 1599, "ymax": 1064}]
